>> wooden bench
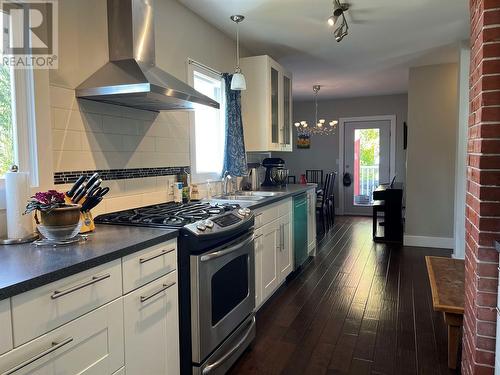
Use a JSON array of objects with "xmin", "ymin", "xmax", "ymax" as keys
[{"xmin": 425, "ymin": 256, "xmax": 465, "ymax": 370}]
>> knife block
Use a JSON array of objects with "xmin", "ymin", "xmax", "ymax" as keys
[{"xmin": 64, "ymin": 195, "xmax": 95, "ymax": 233}]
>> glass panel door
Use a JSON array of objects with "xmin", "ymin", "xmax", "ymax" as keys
[
  {"xmin": 344, "ymin": 120, "xmax": 391, "ymax": 215},
  {"xmin": 353, "ymin": 128, "xmax": 380, "ymax": 206},
  {"xmin": 271, "ymin": 67, "xmax": 279, "ymax": 144}
]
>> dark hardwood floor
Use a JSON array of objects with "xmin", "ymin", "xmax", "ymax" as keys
[{"xmin": 229, "ymin": 216, "xmax": 459, "ymax": 375}]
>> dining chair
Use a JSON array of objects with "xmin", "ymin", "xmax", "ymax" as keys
[
  {"xmin": 306, "ymin": 169, "xmax": 324, "ymax": 187},
  {"xmin": 328, "ymin": 172, "xmax": 337, "ymax": 226},
  {"xmin": 316, "ymin": 173, "xmax": 331, "ymax": 233}
]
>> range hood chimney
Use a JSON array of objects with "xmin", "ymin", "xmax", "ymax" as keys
[{"xmin": 76, "ymin": 0, "xmax": 220, "ymax": 112}]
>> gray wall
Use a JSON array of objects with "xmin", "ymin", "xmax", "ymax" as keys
[
  {"xmin": 405, "ymin": 63, "xmax": 458, "ymax": 240},
  {"xmin": 273, "ymin": 93, "xmax": 408, "ymax": 206}
]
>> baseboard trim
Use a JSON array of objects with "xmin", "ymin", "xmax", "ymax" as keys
[{"xmin": 403, "ymin": 235, "xmax": 454, "ymax": 249}]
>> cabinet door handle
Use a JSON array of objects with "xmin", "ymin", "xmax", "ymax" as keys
[
  {"xmin": 2, "ymin": 337, "xmax": 73, "ymax": 375},
  {"xmin": 51, "ymin": 274, "xmax": 110, "ymax": 299},
  {"xmin": 281, "ymin": 224, "xmax": 285, "ymax": 251},
  {"xmin": 139, "ymin": 248, "xmax": 175, "ymax": 264},
  {"xmin": 140, "ymin": 281, "xmax": 176, "ymax": 303}
]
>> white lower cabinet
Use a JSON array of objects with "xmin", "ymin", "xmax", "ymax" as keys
[
  {"xmin": 123, "ymin": 270, "xmax": 179, "ymax": 375},
  {"xmin": 260, "ymin": 220, "xmax": 280, "ymax": 305},
  {"xmin": 11, "ymin": 259, "xmax": 123, "ymax": 346},
  {"xmin": 0, "ymin": 299, "xmax": 12, "ymax": 355},
  {"xmin": 255, "ymin": 199, "xmax": 293, "ymax": 310},
  {"xmin": 0, "ymin": 298, "xmax": 124, "ymax": 374},
  {"xmin": 278, "ymin": 213, "xmax": 293, "ymax": 280}
]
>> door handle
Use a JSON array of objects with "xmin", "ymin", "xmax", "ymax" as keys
[
  {"xmin": 201, "ymin": 233, "xmax": 254, "ymax": 262},
  {"xmin": 202, "ymin": 315, "xmax": 256, "ymax": 374}
]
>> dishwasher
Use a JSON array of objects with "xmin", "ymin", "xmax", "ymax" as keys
[{"xmin": 293, "ymin": 193, "xmax": 308, "ymax": 269}]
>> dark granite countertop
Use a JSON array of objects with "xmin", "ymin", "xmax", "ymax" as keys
[{"xmin": 0, "ymin": 225, "xmax": 178, "ymax": 301}]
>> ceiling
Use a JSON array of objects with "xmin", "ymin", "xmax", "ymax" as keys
[{"xmin": 178, "ymin": 0, "xmax": 469, "ymax": 100}]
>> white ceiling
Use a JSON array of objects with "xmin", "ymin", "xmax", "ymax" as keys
[{"xmin": 178, "ymin": 0, "xmax": 469, "ymax": 100}]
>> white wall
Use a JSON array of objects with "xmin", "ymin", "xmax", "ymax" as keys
[
  {"xmin": 453, "ymin": 43, "xmax": 471, "ymax": 259},
  {"xmin": 0, "ymin": 0, "xmax": 243, "ymax": 235},
  {"xmin": 405, "ymin": 63, "xmax": 459, "ymax": 249}
]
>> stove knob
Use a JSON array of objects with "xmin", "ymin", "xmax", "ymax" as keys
[
  {"xmin": 204, "ymin": 219, "xmax": 214, "ymax": 228},
  {"xmin": 196, "ymin": 223, "xmax": 207, "ymax": 232},
  {"xmin": 238, "ymin": 208, "xmax": 247, "ymax": 217},
  {"xmin": 243, "ymin": 208, "xmax": 251, "ymax": 215}
]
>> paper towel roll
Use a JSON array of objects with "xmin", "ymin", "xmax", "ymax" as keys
[{"xmin": 5, "ymin": 170, "xmax": 33, "ymax": 239}]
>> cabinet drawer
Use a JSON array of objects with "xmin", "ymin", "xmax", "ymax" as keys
[
  {"xmin": 278, "ymin": 199, "xmax": 292, "ymax": 217},
  {"xmin": 12, "ymin": 259, "xmax": 122, "ymax": 346},
  {"xmin": 124, "ymin": 271, "xmax": 179, "ymax": 375},
  {"xmin": 259, "ymin": 206, "xmax": 278, "ymax": 226},
  {"xmin": 0, "ymin": 298, "xmax": 124, "ymax": 375},
  {"xmin": 122, "ymin": 239, "xmax": 177, "ymax": 294},
  {"xmin": 0, "ymin": 299, "xmax": 12, "ymax": 355}
]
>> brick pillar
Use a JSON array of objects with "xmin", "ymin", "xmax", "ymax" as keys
[{"xmin": 463, "ymin": 0, "xmax": 500, "ymax": 373}]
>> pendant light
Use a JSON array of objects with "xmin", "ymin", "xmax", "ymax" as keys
[{"xmin": 230, "ymin": 15, "xmax": 246, "ymax": 91}]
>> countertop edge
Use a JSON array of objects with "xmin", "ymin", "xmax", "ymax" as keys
[{"xmin": 0, "ymin": 230, "xmax": 178, "ymax": 301}]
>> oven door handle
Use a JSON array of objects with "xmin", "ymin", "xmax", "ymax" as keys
[
  {"xmin": 201, "ymin": 315, "xmax": 256, "ymax": 374},
  {"xmin": 200, "ymin": 233, "xmax": 254, "ymax": 262}
]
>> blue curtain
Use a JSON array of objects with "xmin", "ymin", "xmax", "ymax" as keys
[{"xmin": 222, "ymin": 73, "xmax": 248, "ymax": 176}]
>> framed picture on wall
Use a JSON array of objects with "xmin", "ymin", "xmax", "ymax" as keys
[{"xmin": 297, "ymin": 134, "xmax": 310, "ymax": 149}]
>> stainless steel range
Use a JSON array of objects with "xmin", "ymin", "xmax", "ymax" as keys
[{"xmin": 95, "ymin": 201, "xmax": 256, "ymax": 374}]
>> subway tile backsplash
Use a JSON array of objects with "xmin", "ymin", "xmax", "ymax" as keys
[
  {"xmin": 50, "ymin": 85, "xmax": 193, "ymax": 214},
  {"xmin": 54, "ymin": 166, "xmax": 190, "ymax": 185}
]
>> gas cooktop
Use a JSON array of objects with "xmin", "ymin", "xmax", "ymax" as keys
[{"xmin": 94, "ymin": 201, "xmax": 242, "ymax": 229}]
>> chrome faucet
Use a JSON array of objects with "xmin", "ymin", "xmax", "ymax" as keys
[{"xmin": 222, "ymin": 171, "xmax": 232, "ymax": 195}]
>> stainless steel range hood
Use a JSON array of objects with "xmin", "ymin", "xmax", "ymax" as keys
[{"xmin": 76, "ymin": 0, "xmax": 220, "ymax": 112}]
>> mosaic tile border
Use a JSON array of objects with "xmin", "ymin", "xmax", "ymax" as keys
[{"xmin": 54, "ymin": 166, "xmax": 190, "ymax": 185}]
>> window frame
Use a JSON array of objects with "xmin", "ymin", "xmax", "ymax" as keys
[
  {"xmin": 187, "ymin": 60, "xmax": 225, "ymax": 184},
  {"xmin": 0, "ymin": 7, "xmax": 39, "ymax": 186}
]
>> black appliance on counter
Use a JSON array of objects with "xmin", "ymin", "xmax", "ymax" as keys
[
  {"xmin": 95, "ymin": 202, "xmax": 256, "ymax": 374},
  {"xmin": 261, "ymin": 157, "xmax": 288, "ymax": 187}
]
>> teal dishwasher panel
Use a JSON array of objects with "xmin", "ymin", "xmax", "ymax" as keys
[{"xmin": 294, "ymin": 193, "xmax": 308, "ymax": 269}]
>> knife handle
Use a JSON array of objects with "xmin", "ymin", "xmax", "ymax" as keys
[{"xmin": 67, "ymin": 176, "xmax": 85, "ymax": 197}]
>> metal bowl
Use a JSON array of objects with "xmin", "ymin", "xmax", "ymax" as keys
[{"xmin": 272, "ymin": 169, "xmax": 289, "ymax": 185}]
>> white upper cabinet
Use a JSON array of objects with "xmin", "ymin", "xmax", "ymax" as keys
[{"xmin": 240, "ymin": 55, "xmax": 293, "ymax": 152}]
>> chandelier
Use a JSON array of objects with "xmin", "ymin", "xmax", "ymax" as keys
[{"xmin": 294, "ymin": 85, "xmax": 338, "ymax": 136}]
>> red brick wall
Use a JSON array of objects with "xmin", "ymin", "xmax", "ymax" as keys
[{"xmin": 463, "ymin": 0, "xmax": 500, "ymax": 373}]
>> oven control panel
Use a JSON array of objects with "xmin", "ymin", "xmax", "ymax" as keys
[{"xmin": 188, "ymin": 209, "xmax": 252, "ymax": 234}]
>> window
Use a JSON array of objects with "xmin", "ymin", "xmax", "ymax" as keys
[
  {"xmin": 0, "ymin": 10, "xmax": 14, "ymax": 177},
  {"xmin": 188, "ymin": 62, "xmax": 225, "ymax": 182},
  {"xmin": 0, "ymin": 64, "xmax": 14, "ymax": 176},
  {"xmin": 0, "ymin": 8, "xmax": 38, "ymax": 182}
]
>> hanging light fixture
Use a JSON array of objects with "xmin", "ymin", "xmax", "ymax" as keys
[
  {"xmin": 294, "ymin": 85, "xmax": 338, "ymax": 136},
  {"xmin": 327, "ymin": 0, "xmax": 350, "ymax": 42},
  {"xmin": 230, "ymin": 15, "xmax": 246, "ymax": 91}
]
